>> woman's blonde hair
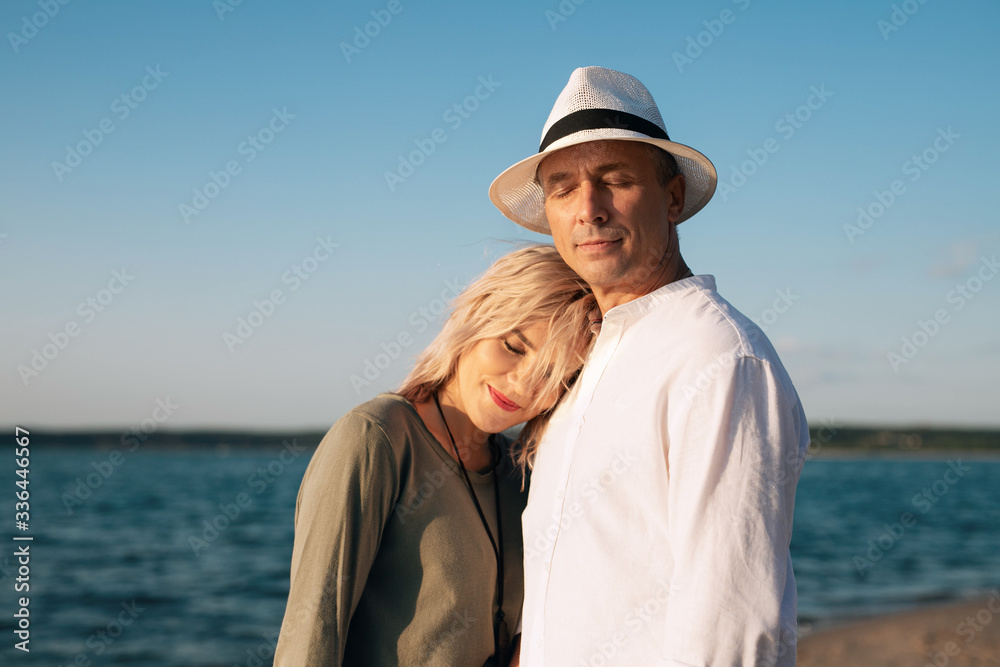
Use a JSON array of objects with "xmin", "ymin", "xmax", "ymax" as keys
[{"xmin": 398, "ymin": 244, "xmax": 595, "ymax": 477}]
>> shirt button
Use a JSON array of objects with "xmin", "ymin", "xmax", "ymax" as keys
[
  {"xmin": 555, "ymin": 490, "xmax": 565, "ymax": 500},
  {"xmin": 543, "ymin": 561, "xmax": 550, "ymax": 573}
]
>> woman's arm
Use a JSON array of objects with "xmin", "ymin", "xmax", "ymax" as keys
[{"xmin": 273, "ymin": 412, "xmax": 399, "ymax": 666}]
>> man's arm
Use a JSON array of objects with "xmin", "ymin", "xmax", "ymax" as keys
[
  {"xmin": 661, "ymin": 355, "xmax": 807, "ymax": 666},
  {"xmin": 273, "ymin": 412, "xmax": 399, "ymax": 666}
]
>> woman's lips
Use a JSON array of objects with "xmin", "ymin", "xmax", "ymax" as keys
[{"xmin": 488, "ymin": 386, "xmax": 520, "ymax": 412}]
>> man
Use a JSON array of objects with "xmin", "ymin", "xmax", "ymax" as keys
[{"xmin": 489, "ymin": 67, "xmax": 808, "ymax": 666}]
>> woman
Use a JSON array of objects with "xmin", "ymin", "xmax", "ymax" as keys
[{"xmin": 274, "ymin": 245, "xmax": 595, "ymax": 666}]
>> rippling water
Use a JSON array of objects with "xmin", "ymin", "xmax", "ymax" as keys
[
  {"xmin": 1, "ymin": 443, "xmax": 998, "ymax": 665},
  {"xmin": 792, "ymin": 455, "xmax": 1000, "ymax": 628}
]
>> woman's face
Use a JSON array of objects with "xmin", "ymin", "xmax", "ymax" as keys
[{"xmin": 449, "ymin": 322, "xmax": 562, "ymax": 434}]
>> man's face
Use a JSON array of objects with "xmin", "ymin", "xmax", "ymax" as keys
[{"xmin": 537, "ymin": 140, "xmax": 685, "ymax": 305}]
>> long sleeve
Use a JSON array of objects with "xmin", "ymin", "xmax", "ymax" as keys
[
  {"xmin": 274, "ymin": 412, "xmax": 399, "ymax": 667},
  {"xmin": 661, "ymin": 355, "xmax": 807, "ymax": 666}
]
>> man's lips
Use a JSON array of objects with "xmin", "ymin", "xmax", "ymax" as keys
[
  {"xmin": 576, "ymin": 238, "xmax": 621, "ymax": 252},
  {"xmin": 488, "ymin": 386, "xmax": 521, "ymax": 412}
]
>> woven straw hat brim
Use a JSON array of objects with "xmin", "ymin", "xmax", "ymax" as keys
[{"xmin": 489, "ymin": 133, "xmax": 717, "ymax": 235}]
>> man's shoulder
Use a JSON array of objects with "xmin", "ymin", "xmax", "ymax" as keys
[
  {"xmin": 644, "ymin": 276, "xmax": 778, "ymax": 364},
  {"xmin": 634, "ymin": 279, "xmax": 803, "ymax": 410}
]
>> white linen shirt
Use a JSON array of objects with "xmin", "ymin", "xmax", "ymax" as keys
[{"xmin": 519, "ymin": 275, "xmax": 808, "ymax": 667}]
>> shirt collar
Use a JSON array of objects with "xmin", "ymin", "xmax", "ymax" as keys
[{"xmin": 601, "ymin": 274, "xmax": 717, "ymax": 327}]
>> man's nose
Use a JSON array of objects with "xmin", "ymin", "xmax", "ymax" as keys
[{"xmin": 576, "ymin": 181, "xmax": 608, "ymax": 225}]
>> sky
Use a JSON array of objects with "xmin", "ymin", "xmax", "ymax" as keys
[{"xmin": 2, "ymin": 0, "xmax": 998, "ymax": 431}]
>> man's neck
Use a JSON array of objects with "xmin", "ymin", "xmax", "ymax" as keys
[{"xmin": 594, "ymin": 254, "xmax": 692, "ymax": 315}]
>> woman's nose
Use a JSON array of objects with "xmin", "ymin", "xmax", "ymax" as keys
[{"xmin": 507, "ymin": 364, "xmax": 530, "ymax": 400}]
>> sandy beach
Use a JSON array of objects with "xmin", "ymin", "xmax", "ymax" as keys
[{"xmin": 798, "ymin": 593, "xmax": 1000, "ymax": 666}]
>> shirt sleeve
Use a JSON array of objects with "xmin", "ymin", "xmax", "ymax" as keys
[
  {"xmin": 662, "ymin": 355, "xmax": 806, "ymax": 666},
  {"xmin": 274, "ymin": 411, "xmax": 400, "ymax": 667}
]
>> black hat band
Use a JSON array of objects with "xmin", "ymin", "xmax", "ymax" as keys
[{"xmin": 539, "ymin": 108, "xmax": 670, "ymax": 152}]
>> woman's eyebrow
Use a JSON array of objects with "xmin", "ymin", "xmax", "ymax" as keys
[{"xmin": 511, "ymin": 329, "xmax": 536, "ymax": 351}]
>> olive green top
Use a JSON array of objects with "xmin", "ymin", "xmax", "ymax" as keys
[{"xmin": 274, "ymin": 393, "xmax": 527, "ymax": 666}]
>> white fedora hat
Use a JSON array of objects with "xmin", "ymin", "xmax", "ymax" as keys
[{"xmin": 489, "ymin": 66, "xmax": 718, "ymax": 235}]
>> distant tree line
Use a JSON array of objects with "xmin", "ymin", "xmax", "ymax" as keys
[
  {"xmin": 812, "ymin": 427, "xmax": 999, "ymax": 451},
  {"xmin": 19, "ymin": 427, "xmax": 1000, "ymax": 452}
]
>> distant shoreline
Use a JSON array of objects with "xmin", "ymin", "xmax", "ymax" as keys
[
  {"xmin": 34, "ymin": 444, "xmax": 1000, "ymax": 460},
  {"xmin": 15, "ymin": 426, "xmax": 1000, "ymax": 455},
  {"xmin": 808, "ymin": 448, "xmax": 1000, "ymax": 460}
]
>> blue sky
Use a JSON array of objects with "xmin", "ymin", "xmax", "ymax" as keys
[{"xmin": 2, "ymin": 0, "xmax": 998, "ymax": 430}]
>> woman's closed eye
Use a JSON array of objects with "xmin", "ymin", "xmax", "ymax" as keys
[{"xmin": 503, "ymin": 338, "xmax": 526, "ymax": 356}]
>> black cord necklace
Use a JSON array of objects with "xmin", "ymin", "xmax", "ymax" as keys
[{"xmin": 433, "ymin": 392, "xmax": 509, "ymax": 665}]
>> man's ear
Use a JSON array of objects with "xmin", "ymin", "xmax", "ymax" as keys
[{"xmin": 666, "ymin": 173, "xmax": 686, "ymax": 223}]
